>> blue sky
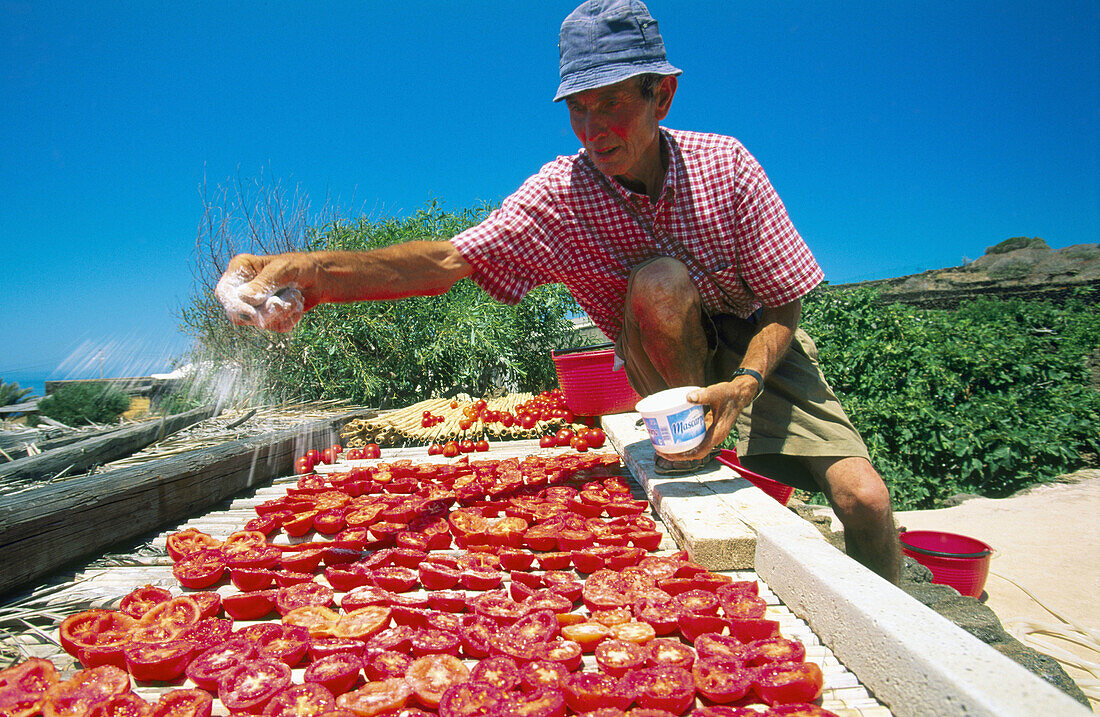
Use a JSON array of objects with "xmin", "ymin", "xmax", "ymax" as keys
[{"xmin": 2, "ymin": 1, "xmax": 1098, "ymax": 395}]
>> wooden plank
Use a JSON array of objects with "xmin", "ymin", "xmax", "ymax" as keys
[
  {"xmin": 0, "ymin": 408, "xmax": 371, "ymax": 598},
  {"xmin": 0, "ymin": 406, "xmax": 219, "ymax": 482}
]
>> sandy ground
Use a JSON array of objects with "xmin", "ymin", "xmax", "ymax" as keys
[{"xmin": 893, "ymin": 472, "xmax": 1100, "ymax": 710}]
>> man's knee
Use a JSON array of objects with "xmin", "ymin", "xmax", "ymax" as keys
[
  {"xmin": 822, "ymin": 458, "xmax": 894, "ymax": 526},
  {"xmin": 627, "ymin": 258, "xmax": 699, "ymax": 323}
]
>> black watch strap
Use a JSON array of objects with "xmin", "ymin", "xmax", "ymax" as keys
[{"xmin": 730, "ymin": 367, "xmax": 765, "ymax": 401}]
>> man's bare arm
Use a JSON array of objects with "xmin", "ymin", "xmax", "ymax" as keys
[
  {"xmin": 217, "ymin": 240, "xmax": 475, "ymax": 331},
  {"xmin": 672, "ymin": 299, "xmax": 801, "ymax": 460}
]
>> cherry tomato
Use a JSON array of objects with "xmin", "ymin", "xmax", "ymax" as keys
[
  {"xmin": 362, "ymin": 444, "xmax": 381, "ymax": 459},
  {"xmin": 427, "ymin": 443, "xmax": 443, "ymax": 456},
  {"xmin": 474, "ymin": 439, "xmax": 489, "ymax": 452},
  {"xmin": 437, "ymin": 681, "xmax": 509, "ymax": 717},
  {"xmin": 570, "ymin": 436, "xmax": 589, "ymax": 452},
  {"xmin": 295, "ymin": 457, "xmax": 313, "ymax": 475},
  {"xmin": 442, "ymin": 442, "xmax": 460, "ymax": 458},
  {"xmin": 519, "ymin": 414, "xmax": 538, "ymax": 430},
  {"xmin": 585, "ymin": 427, "xmax": 607, "ymax": 448},
  {"xmin": 554, "ymin": 428, "xmax": 575, "ymax": 446},
  {"xmin": 560, "ymin": 671, "xmax": 631, "ymax": 713},
  {"xmin": 539, "ymin": 435, "xmax": 557, "ymax": 449}
]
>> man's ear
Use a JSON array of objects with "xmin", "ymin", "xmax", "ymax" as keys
[{"xmin": 655, "ymin": 75, "xmax": 677, "ymax": 121}]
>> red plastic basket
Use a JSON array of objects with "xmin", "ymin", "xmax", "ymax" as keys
[
  {"xmin": 716, "ymin": 449, "xmax": 795, "ymax": 506},
  {"xmin": 552, "ymin": 343, "xmax": 642, "ymax": 416},
  {"xmin": 899, "ymin": 529, "xmax": 993, "ymax": 599}
]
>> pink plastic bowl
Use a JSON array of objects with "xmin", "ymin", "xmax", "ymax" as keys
[
  {"xmin": 899, "ymin": 529, "xmax": 993, "ymax": 598},
  {"xmin": 716, "ymin": 449, "xmax": 795, "ymax": 506},
  {"xmin": 552, "ymin": 344, "xmax": 642, "ymax": 416}
]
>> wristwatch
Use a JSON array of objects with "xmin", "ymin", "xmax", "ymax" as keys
[{"xmin": 730, "ymin": 367, "xmax": 765, "ymax": 402}]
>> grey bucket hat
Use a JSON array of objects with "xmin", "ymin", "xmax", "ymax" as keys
[{"xmin": 554, "ymin": 0, "xmax": 682, "ymax": 102}]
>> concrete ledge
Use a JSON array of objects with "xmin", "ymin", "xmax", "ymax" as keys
[
  {"xmin": 755, "ymin": 526, "xmax": 1090, "ymax": 717},
  {"xmin": 602, "ymin": 413, "xmax": 825, "ymax": 570}
]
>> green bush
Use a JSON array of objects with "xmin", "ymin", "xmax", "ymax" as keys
[
  {"xmin": 802, "ymin": 286, "xmax": 1100, "ymax": 508},
  {"xmin": 38, "ymin": 383, "xmax": 132, "ymax": 426},
  {"xmin": 182, "ymin": 200, "xmax": 584, "ymax": 408}
]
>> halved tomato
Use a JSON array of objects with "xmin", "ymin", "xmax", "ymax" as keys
[
  {"xmin": 303, "ymin": 653, "xmax": 362, "ymax": 697},
  {"xmin": 468, "ymin": 655, "xmax": 519, "ymax": 692},
  {"xmin": 692, "ymin": 656, "xmax": 753, "ymax": 703},
  {"xmin": 42, "ymin": 665, "xmax": 130, "ymax": 717},
  {"xmin": 221, "ymin": 590, "xmax": 277, "ymax": 621},
  {"xmin": 436, "ymin": 681, "xmax": 508, "ymax": 717},
  {"xmin": 746, "ymin": 637, "xmax": 807, "ymax": 667},
  {"xmin": 519, "ymin": 659, "xmax": 569, "ymax": 691},
  {"xmin": 165, "ymin": 529, "xmax": 221, "ymax": 562},
  {"xmin": 647, "ymin": 638, "xmax": 696, "ymax": 671},
  {"xmin": 405, "ymin": 654, "xmax": 470, "ymax": 709},
  {"xmin": 149, "ymin": 688, "xmax": 212, "ymax": 717},
  {"xmin": 118, "ymin": 585, "xmax": 172, "ymax": 619},
  {"xmin": 123, "ymin": 639, "xmax": 193, "ymax": 682},
  {"xmin": 560, "ymin": 671, "xmax": 631, "ymax": 714},
  {"xmin": 261, "ymin": 683, "xmax": 336, "ymax": 717},
  {"xmin": 281, "ymin": 606, "xmax": 339, "ymax": 638},
  {"xmin": 256, "ymin": 625, "xmax": 310, "ymax": 667},
  {"xmin": 217, "ymin": 659, "xmax": 291, "ymax": 714},
  {"xmin": 0, "ymin": 657, "xmax": 59, "ymax": 717},
  {"xmin": 171, "ymin": 550, "xmax": 226, "ymax": 590},
  {"xmin": 85, "ymin": 692, "xmax": 151, "ymax": 717},
  {"xmin": 333, "ymin": 606, "xmax": 391, "ymax": 641},
  {"xmin": 275, "ymin": 582, "xmax": 335, "ymax": 616},
  {"xmin": 595, "ymin": 639, "xmax": 648, "ymax": 677},
  {"xmin": 624, "ymin": 665, "xmax": 695, "ymax": 714},
  {"xmin": 362, "ymin": 651, "xmax": 411, "ymax": 681},
  {"xmin": 335, "ymin": 679, "xmax": 411, "ymax": 717},
  {"xmin": 753, "ymin": 661, "xmax": 824, "ymax": 706},
  {"xmin": 184, "ymin": 636, "xmax": 256, "ymax": 691},
  {"xmin": 58, "ymin": 610, "xmax": 136, "ymax": 668}
]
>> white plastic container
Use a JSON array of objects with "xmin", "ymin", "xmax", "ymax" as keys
[{"xmin": 635, "ymin": 386, "xmax": 707, "ymax": 454}]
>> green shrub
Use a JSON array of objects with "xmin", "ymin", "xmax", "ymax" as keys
[
  {"xmin": 38, "ymin": 383, "xmax": 132, "ymax": 426},
  {"xmin": 182, "ymin": 199, "xmax": 584, "ymax": 408},
  {"xmin": 802, "ymin": 287, "xmax": 1100, "ymax": 509},
  {"xmin": 986, "ymin": 237, "xmax": 1047, "ymax": 254}
]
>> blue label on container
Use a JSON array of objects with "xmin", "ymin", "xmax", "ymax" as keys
[
  {"xmin": 643, "ymin": 416, "xmax": 672, "ymax": 444},
  {"xmin": 668, "ymin": 407, "xmax": 705, "ymax": 442}
]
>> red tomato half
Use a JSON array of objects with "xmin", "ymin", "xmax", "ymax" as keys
[
  {"xmin": 0, "ymin": 657, "xmax": 58, "ymax": 717},
  {"xmin": 218, "ymin": 660, "xmax": 292, "ymax": 714},
  {"xmin": 437, "ymin": 681, "xmax": 509, "ymax": 717},
  {"xmin": 119, "ymin": 585, "xmax": 172, "ymax": 619},
  {"xmin": 171, "ymin": 549, "xmax": 226, "ymax": 590},
  {"xmin": 185, "ymin": 636, "xmax": 257, "ymax": 691},
  {"xmin": 85, "ymin": 692, "xmax": 152, "ymax": 717},
  {"xmin": 58, "ymin": 610, "xmax": 136, "ymax": 668},
  {"xmin": 42, "ymin": 665, "xmax": 130, "ymax": 717},
  {"xmin": 262, "ymin": 683, "xmax": 336, "ymax": 717},
  {"xmin": 123, "ymin": 639, "xmax": 194, "ymax": 682},
  {"xmin": 754, "ymin": 661, "xmax": 824, "ymax": 706},
  {"xmin": 149, "ymin": 688, "xmax": 212, "ymax": 717},
  {"xmin": 303, "ymin": 653, "xmax": 362, "ymax": 697},
  {"xmin": 405, "ymin": 654, "xmax": 470, "ymax": 709},
  {"xmin": 692, "ymin": 657, "xmax": 753, "ymax": 703},
  {"xmin": 335, "ymin": 679, "xmax": 411, "ymax": 717}
]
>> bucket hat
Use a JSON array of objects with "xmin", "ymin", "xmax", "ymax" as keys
[{"xmin": 554, "ymin": 0, "xmax": 682, "ymax": 102}]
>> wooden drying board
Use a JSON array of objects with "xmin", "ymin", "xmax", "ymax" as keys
[{"xmin": 0, "ymin": 408, "xmax": 372, "ymax": 598}]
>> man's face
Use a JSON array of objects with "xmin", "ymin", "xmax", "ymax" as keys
[{"xmin": 565, "ymin": 76, "xmax": 672, "ymax": 188}]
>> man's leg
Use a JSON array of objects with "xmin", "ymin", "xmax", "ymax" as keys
[
  {"xmin": 619, "ymin": 257, "xmax": 709, "ymax": 394},
  {"xmin": 804, "ymin": 455, "xmax": 901, "ymax": 584}
]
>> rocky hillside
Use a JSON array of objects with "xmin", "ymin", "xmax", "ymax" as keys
[{"xmin": 833, "ymin": 238, "xmax": 1099, "ymax": 309}]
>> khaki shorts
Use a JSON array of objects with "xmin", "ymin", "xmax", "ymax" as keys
[{"xmin": 616, "ymin": 309, "xmax": 871, "ymax": 492}]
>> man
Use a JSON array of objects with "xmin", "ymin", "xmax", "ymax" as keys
[{"xmin": 216, "ymin": 0, "xmax": 900, "ymax": 583}]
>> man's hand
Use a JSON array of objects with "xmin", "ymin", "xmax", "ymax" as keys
[
  {"xmin": 657, "ymin": 376, "xmax": 759, "ymax": 461},
  {"xmin": 215, "ymin": 253, "xmax": 321, "ymax": 333}
]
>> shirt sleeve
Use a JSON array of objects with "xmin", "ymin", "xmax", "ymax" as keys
[
  {"xmin": 449, "ymin": 166, "xmax": 564, "ymax": 306},
  {"xmin": 730, "ymin": 149, "xmax": 823, "ymax": 307}
]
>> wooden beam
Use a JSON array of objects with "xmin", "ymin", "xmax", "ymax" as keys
[
  {"xmin": 0, "ymin": 406, "xmax": 219, "ymax": 482},
  {"xmin": 0, "ymin": 408, "xmax": 373, "ymax": 598}
]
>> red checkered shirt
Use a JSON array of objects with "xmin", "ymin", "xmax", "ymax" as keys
[{"xmin": 450, "ymin": 128, "xmax": 823, "ymax": 341}]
